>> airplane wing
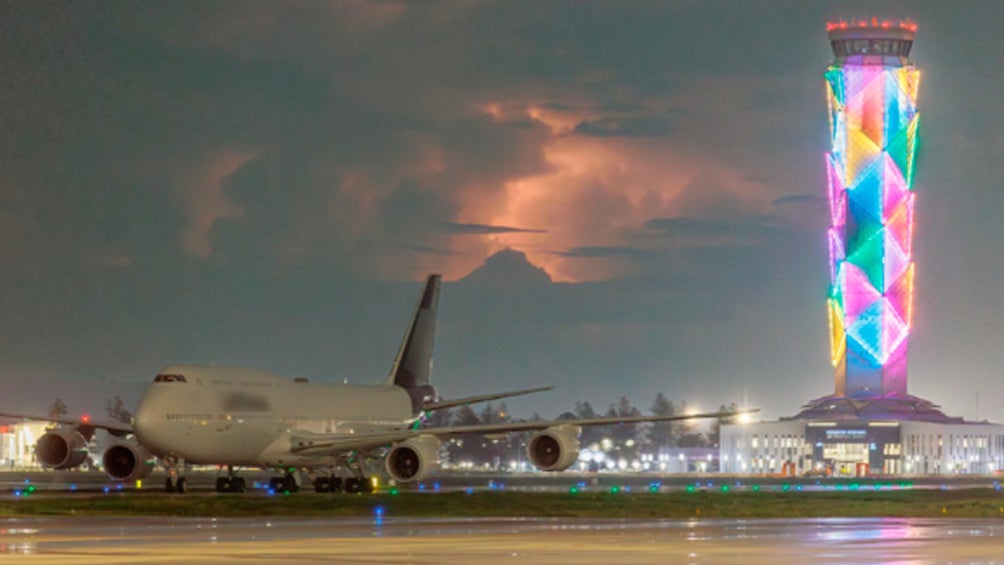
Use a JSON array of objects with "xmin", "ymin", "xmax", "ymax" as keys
[
  {"xmin": 0, "ymin": 412, "xmax": 133, "ymax": 434},
  {"xmin": 422, "ymin": 386, "xmax": 554, "ymax": 412},
  {"xmin": 290, "ymin": 408, "xmax": 758, "ymax": 456}
]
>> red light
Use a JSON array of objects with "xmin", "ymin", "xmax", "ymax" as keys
[
  {"xmin": 81, "ymin": 414, "xmax": 90, "ymax": 423},
  {"xmin": 882, "ymin": 21, "xmax": 890, "ymax": 28}
]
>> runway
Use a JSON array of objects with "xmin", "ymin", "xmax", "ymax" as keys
[{"xmin": 3, "ymin": 516, "xmax": 1004, "ymax": 564}]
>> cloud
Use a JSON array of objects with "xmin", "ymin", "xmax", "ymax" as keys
[
  {"xmin": 0, "ymin": 2, "xmax": 834, "ymax": 291},
  {"xmin": 179, "ymin": 151, "xmax": 253, "ymax": 258},
  {"xmin": 574, "ymin": 115, "xmax": 676, "ymax": 137},
  {"xmin": 443, "ymin": 222, "xmax": 547, "ymax": 235}
]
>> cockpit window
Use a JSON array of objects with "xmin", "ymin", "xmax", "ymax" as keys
[{"xmin": 154, "ymin": 374, "xmax": 187, "ymax": 383}]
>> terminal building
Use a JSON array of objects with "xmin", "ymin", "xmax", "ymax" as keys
[{"xmin": 720, "ymin": 20, "xmax": 1004, "ymax": 476}]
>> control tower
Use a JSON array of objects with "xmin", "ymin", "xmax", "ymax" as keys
[
  {"xmin": 825, "ymin": 19, "xmax": 919, "ymax": 398},
  {"xmin": 719, "ymin": 20, "xmax": 1004, "ymax": 478},
  {"xmin": 792, "ymin": 19, "xmax": 953, "ymax": 421}
]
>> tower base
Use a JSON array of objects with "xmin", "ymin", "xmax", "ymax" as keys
[{"xmin": 790, "ymin": 392, "xmax": 962, "ymax": 423}]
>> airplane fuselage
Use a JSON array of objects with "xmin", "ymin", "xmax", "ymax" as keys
[{"xmin": 133, "ymin": 365, "xmax": 416, "ymax": 467}]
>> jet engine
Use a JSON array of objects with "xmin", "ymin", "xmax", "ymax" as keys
[
  {"xmin": 102, "ymin": 438, "xmax": 155, "ymax": 482},
  {"xmin": 35, "ymin": 426, "xmax": 89, "ymax": 469},
  {"xmin": 526, "ymin": 425, "xmax": 581, "ymax": 472},
  {"xmin": 385, "ymin": 435, "xmax": 442, "ymax": 483}
]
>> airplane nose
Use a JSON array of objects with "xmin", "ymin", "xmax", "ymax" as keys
[{"xmin": 132, "ymin": 395, "xmax": 158, "ymax": 442}]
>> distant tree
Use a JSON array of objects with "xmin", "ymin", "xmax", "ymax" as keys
[
  {"xmin": 452, "ymin": 405, "xmax": 480, "ymax": 426},
  {"xmin": 647, "ymin": 392, "xmax": 675, "ymax": 450},
  {"xmin": 478, "ymin": 402, "xmax": 510, "ymax": 425},
  {"xmin": 421, "ymin": 406, "xmax": 453, "ymax": 429},
  {"xmin": 674, "ymin": 400, "xmax": 698, "ymax": 445},
  {"xmin": 574, "ymin": 401, "xmax": 602, "ymax": 446},
  {"xmin": 677, "ymin": 431, "xmax": 708, "ymax": 448},
  {"xmin": 609, "ymin": 396, "xmax": 640, "ymax": 443},
  {"xmin": 47, "ymin": 398, "xmax": 68, "ymax": 419},
  {"xmin": 556, "ymin": 411, "xmax": 577, "ymax": 421},
  {"xmin": 707, "ymin": 402, "xmax": 739, "ymax": 447},
  {"xmin": 105, "ymin": 395, "xmax": 132, "ymax": 423},
  {"xmin": 574, "ymin": 401, "xmax": 596, "ymax": 419},
  {"xmin": 451, "ymin": 406, "xmax": 486, "ymax": 465}
]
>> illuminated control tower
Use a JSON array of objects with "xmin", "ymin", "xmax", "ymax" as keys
[{"xmin": 825, "ymin": 19, "xmax": 919, "ymax": 398}]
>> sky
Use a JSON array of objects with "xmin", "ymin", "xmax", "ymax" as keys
[{"xmin": 2, "ymin": 1, "xmax": 1004, "ymax": 422}]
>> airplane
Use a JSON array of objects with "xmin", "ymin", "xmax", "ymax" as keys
[{"xmin": 1, "ymin": 275, "xmax": 755, "ymax": 494}]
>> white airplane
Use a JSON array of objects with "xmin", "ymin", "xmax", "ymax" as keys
[{"xmin": 2, "ymin": 275, "xmax": 753, "ymax": 493}]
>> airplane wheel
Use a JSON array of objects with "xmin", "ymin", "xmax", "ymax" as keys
[
  {"xmin": 329, "ymin": 477, "xmax": 343, "ymax": 493},
  {"xmin": 314, "ymin": 477, "xmax": 330, "ymax": 493},
  {"xmin": 216, "ymin": 477, "xmax": 231, "ymax": 493},
  {"xmin": 230, "ymin": 477, "xmax": 246, "ymax": 493},
  {"xmin": 165, "ymin": 477, "xmax": 175, "ymax": 493},
  {"xmin": 176, "ymin": 477, "xmax": 187, "ymax": 494},
  {"xmin": 360, "ymin": 477, "xmax": 373, "ymax": 493},
  {"xmin": 344, "ymin": 477, "xmax": 360, "ymax": 493},
  {"xmin": 272, "ymin": 475, "xmax": 298, "ymax": 494}
]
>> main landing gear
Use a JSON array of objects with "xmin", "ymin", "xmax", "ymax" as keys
[
  {"xmin": 163, "ymin": 457, "xmax": 188, "ymax": 494},
  {"xmin": 268, "ymin": 470, "xmax": 300, "ymax": 494},
  {"xmin": 164, "ymin": 475, "xmax": 187, "ymax": 494},
  {"xmin": 310, "ymin": 475, "xmax": 373, "ymax": 493},
  {"xmin": 215, "ymin": 466, "xmax": 247, "ymax": 493}
]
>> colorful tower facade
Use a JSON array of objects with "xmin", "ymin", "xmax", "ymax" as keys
[{"xmin": 825, "ymin": 20, "xmax": 920, "ymax": 398}]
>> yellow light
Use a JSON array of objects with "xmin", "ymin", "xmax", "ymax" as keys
[{"xmin": 136, "ymin": 480, "xmax": 142, "ymax": 489}]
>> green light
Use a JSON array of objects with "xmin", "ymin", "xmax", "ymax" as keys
[
  {"xmin": 782, "ymin": 484, "xmax": 790, "ymax": 491},
  {"xmin": 390, "ymin": 488, "xmax": 399, "ymax": 496},
  {"xmin": 570, "ymin": 486, "xmax": 579, "ymax": 495},
  {"xmin": 721, "ymin": 485, "xmax": 729, "ymax": 493},
  {"xmin": 609, "ymin": 486, "xmax": 620, "ymax": 494},
  {"xmin": 752, "ymin": 485, "xmax": 760, "ymax": 492},
  {"xmin": 649, "ymin": 485, "xmax": 658, "ymax": 493},
  {"xmin": 686, "ymin": 485, "xmax": 696, "ymax": 493}
]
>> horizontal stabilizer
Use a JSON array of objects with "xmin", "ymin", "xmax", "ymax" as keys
[{"xmin": 423, "ymin": 386, "xmax": 554, "ymax": 412}]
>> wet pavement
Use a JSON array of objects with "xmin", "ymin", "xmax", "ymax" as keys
[{"xmin": 2, "ymin": 516, "xmax": 1004, "ymax": 564}]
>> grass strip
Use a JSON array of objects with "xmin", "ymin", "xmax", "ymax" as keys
[{"xmin": 5, "ymin": 489, "xmax": 1004, "ymax": 519}]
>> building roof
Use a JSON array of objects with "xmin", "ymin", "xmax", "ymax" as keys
[{"xmin": 788, "ymin": 392, "xmax": 964, "ymax": 423}]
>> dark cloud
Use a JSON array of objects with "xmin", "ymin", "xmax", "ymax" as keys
[
  {"xmin": 574, "ymin": 116, "xmax": 676, "ymax": 138},
  {"xmin": 443, "ymin": 222, "xmax": 547, "ymax": 235},
  {"xmin": 555, "ymin": 246, "xmax": 654, "ymax": 259}
]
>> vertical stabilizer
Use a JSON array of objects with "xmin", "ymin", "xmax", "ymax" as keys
[{"xmin": 386, "ymin": 275, "xmax": 440, "ymax": 410}]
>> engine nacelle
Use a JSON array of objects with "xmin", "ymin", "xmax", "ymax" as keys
[
  {"xmin": 102, "ymin": 438, "xmax": 155, "ymax": 482},
  {"xmin": 526, "ymin": 425, "xmax": 581, "ymax": 472},
  {"xmin": 385, "ymin": 435, "xmax": 442, "ymax": 483},
  {"xmin": 35, "ymin": 427, "xmax": 89, "ymax": 469}
]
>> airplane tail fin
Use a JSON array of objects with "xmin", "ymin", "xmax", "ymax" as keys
[{"xmin": 386, "ymin": 274, "xmax": 441, "ymax": 413}]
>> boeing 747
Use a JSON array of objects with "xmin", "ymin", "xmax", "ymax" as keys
[{"xmin": 2, "ymin": 275, "xmax": 753, "ymax": 493}]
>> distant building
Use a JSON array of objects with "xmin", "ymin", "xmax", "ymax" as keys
[
  {"xmin": 0, "ymin": 421, "xmax": 48, "ymax": 469},
  {"xmin": 721, "ymin": 20, "xmax": 1004, "ymax": 476}
]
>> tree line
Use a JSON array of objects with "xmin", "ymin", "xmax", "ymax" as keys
[{"xmin": 421, "ymin": 393, "xmax": 741, "ymax": 469}]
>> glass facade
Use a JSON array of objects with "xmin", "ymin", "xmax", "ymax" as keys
[{"xmin": 825, "ymin": 33, "xmax": 920, "ymax": 397}]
